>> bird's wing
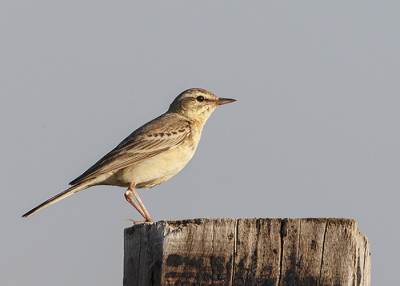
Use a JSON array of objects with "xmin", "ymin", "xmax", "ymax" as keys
[{"xmin": 69, "ymin": 114, "xmax": 191, "ymax": 186}]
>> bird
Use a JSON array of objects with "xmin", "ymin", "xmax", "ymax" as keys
[{"xmin": 22, "ymin": 88, "xmax": 236, "ymax": 223}]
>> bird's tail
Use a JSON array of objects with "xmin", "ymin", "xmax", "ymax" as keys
[{"xmin": 22, "ymin": 183, "xmax": 90, "ymax": 218}]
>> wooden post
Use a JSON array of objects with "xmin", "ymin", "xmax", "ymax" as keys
[{"xmin": 123, "ymin": 218, "xmax": 370, "ymax": 286}]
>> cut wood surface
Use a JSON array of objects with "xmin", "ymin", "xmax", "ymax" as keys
[{"xmin": 124, "ymin": 218, "xmax": 370, "ymax": 286}]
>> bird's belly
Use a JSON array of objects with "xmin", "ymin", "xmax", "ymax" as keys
[{"xmin": 116, "ymin": 146, "xmax": 196, "ymax": 189}]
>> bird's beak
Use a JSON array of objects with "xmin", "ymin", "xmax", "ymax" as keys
[{"xmin": 216, "ymin": 97, "xmax": 236, "ymax": 105}]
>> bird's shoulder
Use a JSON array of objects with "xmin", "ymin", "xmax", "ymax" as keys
[{"xmin": 132, "ymin": 112, "xmax": 191, "ymax": 138}]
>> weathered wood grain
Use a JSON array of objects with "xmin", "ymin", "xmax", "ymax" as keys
[
  {"xmin": 124, "ymin": 218, "xmax": 370, "ymax": 286},
  {"xmin": 319, "ymin": 219, "xmax": 370, "ymax": 286},
  {"xmin": 234, "ymin": 218, "xmax": 281, "ymax": 285},
  {"xmin": 280, "ymin": 218, "xmax": 327, "ymax": 285},
  {"xmin": 161, "ymin": 218, "xmax": 237, "ymax": 285}
]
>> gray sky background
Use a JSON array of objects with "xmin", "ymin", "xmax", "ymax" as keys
[{"xmin": 2, "ymin": 2, "xmax": 399, "ymax": 285}]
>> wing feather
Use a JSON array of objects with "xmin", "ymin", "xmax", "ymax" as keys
[{"xmin": 69, "ymin": 113, "xmax": 191, "ymax": 185}]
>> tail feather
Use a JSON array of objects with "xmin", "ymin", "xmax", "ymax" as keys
[{"xmin": 22, "ymin": 184, "xmax": 89, "ymax": 218}]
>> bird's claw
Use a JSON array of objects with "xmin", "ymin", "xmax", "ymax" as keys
[{"xmin": 122, "ymin": 218, "xmax": 153, "ymax": 225}]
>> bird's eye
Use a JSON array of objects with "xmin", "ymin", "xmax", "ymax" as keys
[{"xmin": 196, "ymin": 96, "xmax": 205, "ymax": 102}]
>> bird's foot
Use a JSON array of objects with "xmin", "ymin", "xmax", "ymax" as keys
[{"xmin": 122, "ymin": 218, "xmax": 154, "ymax": 225}]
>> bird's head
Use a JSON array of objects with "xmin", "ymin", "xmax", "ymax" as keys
[{"xmin": 168, "ymin": 88, "xmax": 236, "ymax": 125}]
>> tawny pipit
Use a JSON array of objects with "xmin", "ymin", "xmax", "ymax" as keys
[{"xmin": 22, "ymin": 88, "xmax": 236, "ymax": 223}]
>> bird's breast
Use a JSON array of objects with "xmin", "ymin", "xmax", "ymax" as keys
[{"xmin": 116, "ymin": 137, "xmax": 199, "ymax": 189}]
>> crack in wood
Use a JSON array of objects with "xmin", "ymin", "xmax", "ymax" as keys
[
  {"xmin": 230, "ymin": 218, "xmax": 238, "ymax": 285},
  {"xmin": 317, "ymin": 220, "xmax": 328, "ymax": 286},
  {"xmin": 278, "ymin": 219, "xmax": 284, "ymax": 286}
]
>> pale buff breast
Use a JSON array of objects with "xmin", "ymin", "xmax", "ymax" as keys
[{"xmin": 115, "ymin": 135, "xmax": 200, "ymax": 189}]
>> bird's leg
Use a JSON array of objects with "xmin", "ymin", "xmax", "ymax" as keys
[
  {"xmin": 124, "ymin": 189, "xmax": 146, "ymax": 220},
  {"xmin": 130, "ymin": 183, "xmax": 153, "ymax": 222},
  {"xmin": 123, "ymin": 182, "xmax": 153, "ymax": 223}
]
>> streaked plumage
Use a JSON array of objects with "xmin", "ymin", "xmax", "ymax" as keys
[{"xmin": 22, "ymin": 88, "xmax": 236, "ymax": 222}]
